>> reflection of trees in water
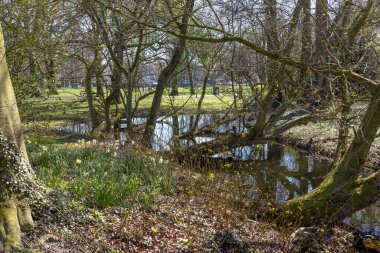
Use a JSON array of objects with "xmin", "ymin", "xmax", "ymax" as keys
[
  {"xmin": 172, "ymin": 115, "xmax": 180, "ymax": 148},
  {"xmin": 348, "ymin": 200, "xmax": 380, "ymax": 234},
  {"xmin": 57, "ymin": 114, "xmax": 248, "ymax": 150},
  {"xmin": 229, "ymin": 144, "xmax": 330, "ymax": 203},
  {"xmin": 58, "ymin": 116, "xmax": 328, "ymax": 202},
  {"xmin": 231, "ymin": 144, "xmax": 269, "ymax": 161}
]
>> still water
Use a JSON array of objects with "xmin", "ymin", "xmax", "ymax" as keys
[{"xmin": 58, "ymin": 114, "xmax": 379, "ymax": 237}]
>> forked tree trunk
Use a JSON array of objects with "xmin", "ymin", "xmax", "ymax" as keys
[
  {"xmin": 0, "ymin": 24, "xmax": 35, "ymax": 252},
  {"xmin": 281, "ymin": 92, "xmax": 380, "ymax": 224}
]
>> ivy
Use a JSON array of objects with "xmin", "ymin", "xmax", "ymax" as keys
[{"xmin": 0, "ymin": 131, "xmax": 32, "ymax": 200}]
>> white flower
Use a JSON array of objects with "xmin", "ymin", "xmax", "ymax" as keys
[
  {"xmin": 131, "ymin": 140, "xmax": 135, "ymax": 145},
  {"xmin": 113, "ymin": 152, "xmax": 117, "ymax": 157},
  {"xmin": 159, "ymin": 157, "xmax": 163, "ymax": 164},
  {"xmin": 92, "ymin": 139, "xmax": 97, "ymax": 144},
  {"xmin": 76, "ymin": 159, "xmax": 82, "ymax": 165},
  {"xmin": 42, "ymin": 146, "xmax": 48, "ymax": 151}
]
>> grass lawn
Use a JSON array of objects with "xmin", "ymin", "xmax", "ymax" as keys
[{"xmin": 20, "ymin": 86, "xmax": 250, "ymax": 124}]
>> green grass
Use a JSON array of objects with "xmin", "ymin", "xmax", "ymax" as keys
[
  {"xmin": 20, "ymin": 85, "xmax": 252, "ymax": 123},
  {"xmin": 28, "ymin": 141, "xmax": 172, "ymax": 209}
]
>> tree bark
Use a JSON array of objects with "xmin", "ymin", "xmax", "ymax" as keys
[
  {"xmin": 299, "ymin": 0, "xmax": 311, "ymax": 81},
  {"xmin": 143, "ymin": 0, "xmax": 195, "ymax": 146},
  {"xmin": 0, "ymin": 23, "xmax": 35, "ymax": 252},
  {"xmin": 188, "ymin": 70, "xmax": 210, "ymax": 134},
  {"xmin": 281, "ymin": 91, "xmax": 380, "ymax": 224},
  {"xmin": 170, "ymin": 74, "xmax": 179, "ymax": 96},
  {"xmin": 314, "ymin": 0, "xmax": 329, "ymax": 102},
  {"xmin": 186, "ymin": 54, "xmax": 195, "ymax": 95},
  {"xmin": 84, "ymin": 58, "xmax": 101, "ymax": 131}
]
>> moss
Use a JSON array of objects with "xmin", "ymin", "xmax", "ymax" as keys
[{"xmin": 0, "ymin": 204, "xmax": 22, "ymax": 248}]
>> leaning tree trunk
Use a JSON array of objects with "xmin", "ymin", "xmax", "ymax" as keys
[
  {"xmin": 280, "ymin": 91, "xmax": 380, "ymax": 225},
  {"xmin": 0, "ymin": 24, "xmax": 35, "ymax": 252},
  {"xmin": 143, "ymin": 0, "xmax": 195, "ymax": 146}
]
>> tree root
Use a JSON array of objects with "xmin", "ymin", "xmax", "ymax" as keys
[{"xmin": 0, "ymin": 200, "xmax": 36, "ymax": 253}]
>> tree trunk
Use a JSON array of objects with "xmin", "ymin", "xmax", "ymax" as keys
[
  {"xmin": 94, "ymin": 46, "xmax": 104, "ymax": 98},
  {"xmin": 125, "ymin": 74, "xmax": 134, "ymax": 136},
  {"xmin": 281, "ymin": 91, "xmax": 380, "ymax": 224},
  {"xmin": 143, "ymin": 0, "xmax": 195, "ymax": 146},
  {"xmin": 104, "ymin": 89, "xmax": 118, "ymax": 132},
  {"xmin": 84, "ymin": 63, "xmax": 101, "ymax": 131},
  {"xmin": 170, "ymin": 74, "xmax": 179, "ymax": 96},
  {"xmin": 245, "ymin": 0, "xmax": 280, "ymax": 139},
  {"xmin": 189, "ymin": 70, "xmax": 210, "ymax": 133},
  {"xmin": 299, "ymin": 0, "xmax": 312, "ymax": 81},
  {"xmin": 187, "ymin": 55, "xmax": 195, "ymax": 95},
  {"xmin": 0, "ymin": 24, "xmax": 35, "ymax": 251},
  {"xmin": 314, "ymin": 0, "xmax": 329, "ymax": 103}
]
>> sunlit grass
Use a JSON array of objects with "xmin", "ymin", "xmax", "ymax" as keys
[
  {"xmin": 20, "ymin": 86, "xmax": 251, "ymax": 123},
  {"xmin": 28, "ymin": 140, "xmax": 172, "ymax": 209}
]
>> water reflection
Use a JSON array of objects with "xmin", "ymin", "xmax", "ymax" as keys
[
  {"xmin": 211, "ymin": 144, "xmax": 269, "ymax": 161},
  {"xmin": 344, "ymin": 200, "xmax": 380, "ymax": 237},
  {"xmin": 211, "ymin": 142, "xmax": 379, "ymax": 236},
  {"xmin": 57, "ymin": 114, "xmax": 379, "ymax": 237},
  {"xmin": 58, "ymin": 114, "xmax": 241, "ymax": 151},
  {"xmin": 58, "ymin": 122, "xmax": 92, "ymax": 135},
  {"xmin": 208, "ymin": 143, "xmax": 329, "ymax": 203}
]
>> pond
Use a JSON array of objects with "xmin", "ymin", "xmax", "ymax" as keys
[{"xmin": 57, "ymin": 114, "xmax": 379, "ymax": 237}]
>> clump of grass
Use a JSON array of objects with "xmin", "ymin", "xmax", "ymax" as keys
[{"xmin": 28, "ymin": 141, "xmax": 172, "ymax": 209}]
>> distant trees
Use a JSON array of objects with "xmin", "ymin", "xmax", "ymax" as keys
[{"xmin": 1, "ymin": 0, "xmax": 66, "ymax": 99}]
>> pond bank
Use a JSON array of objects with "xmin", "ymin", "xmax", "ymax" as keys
[
  {"xmin": 275, "ymin": 121, "xmax": 380, "ymax": 169},
  {"xmin": 23, "ymin": 115, "xmax": 380, "ymax": 252},
  {"xmin": 24, "ymin": 139, "xmax": 363, "ymax": 252}
]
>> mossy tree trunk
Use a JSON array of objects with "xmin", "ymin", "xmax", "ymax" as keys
[
  {"xmin": 281, "ymin": 91, "xmax": 380, "ymax": 225},
  {"xmin": 0, "ymin": 24, "xmax": 35, "ymax": 252}
]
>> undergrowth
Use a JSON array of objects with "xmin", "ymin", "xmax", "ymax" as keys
[{"xmin": 27, "ymin": 140, "xmax": 172, "ymax": 209}]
